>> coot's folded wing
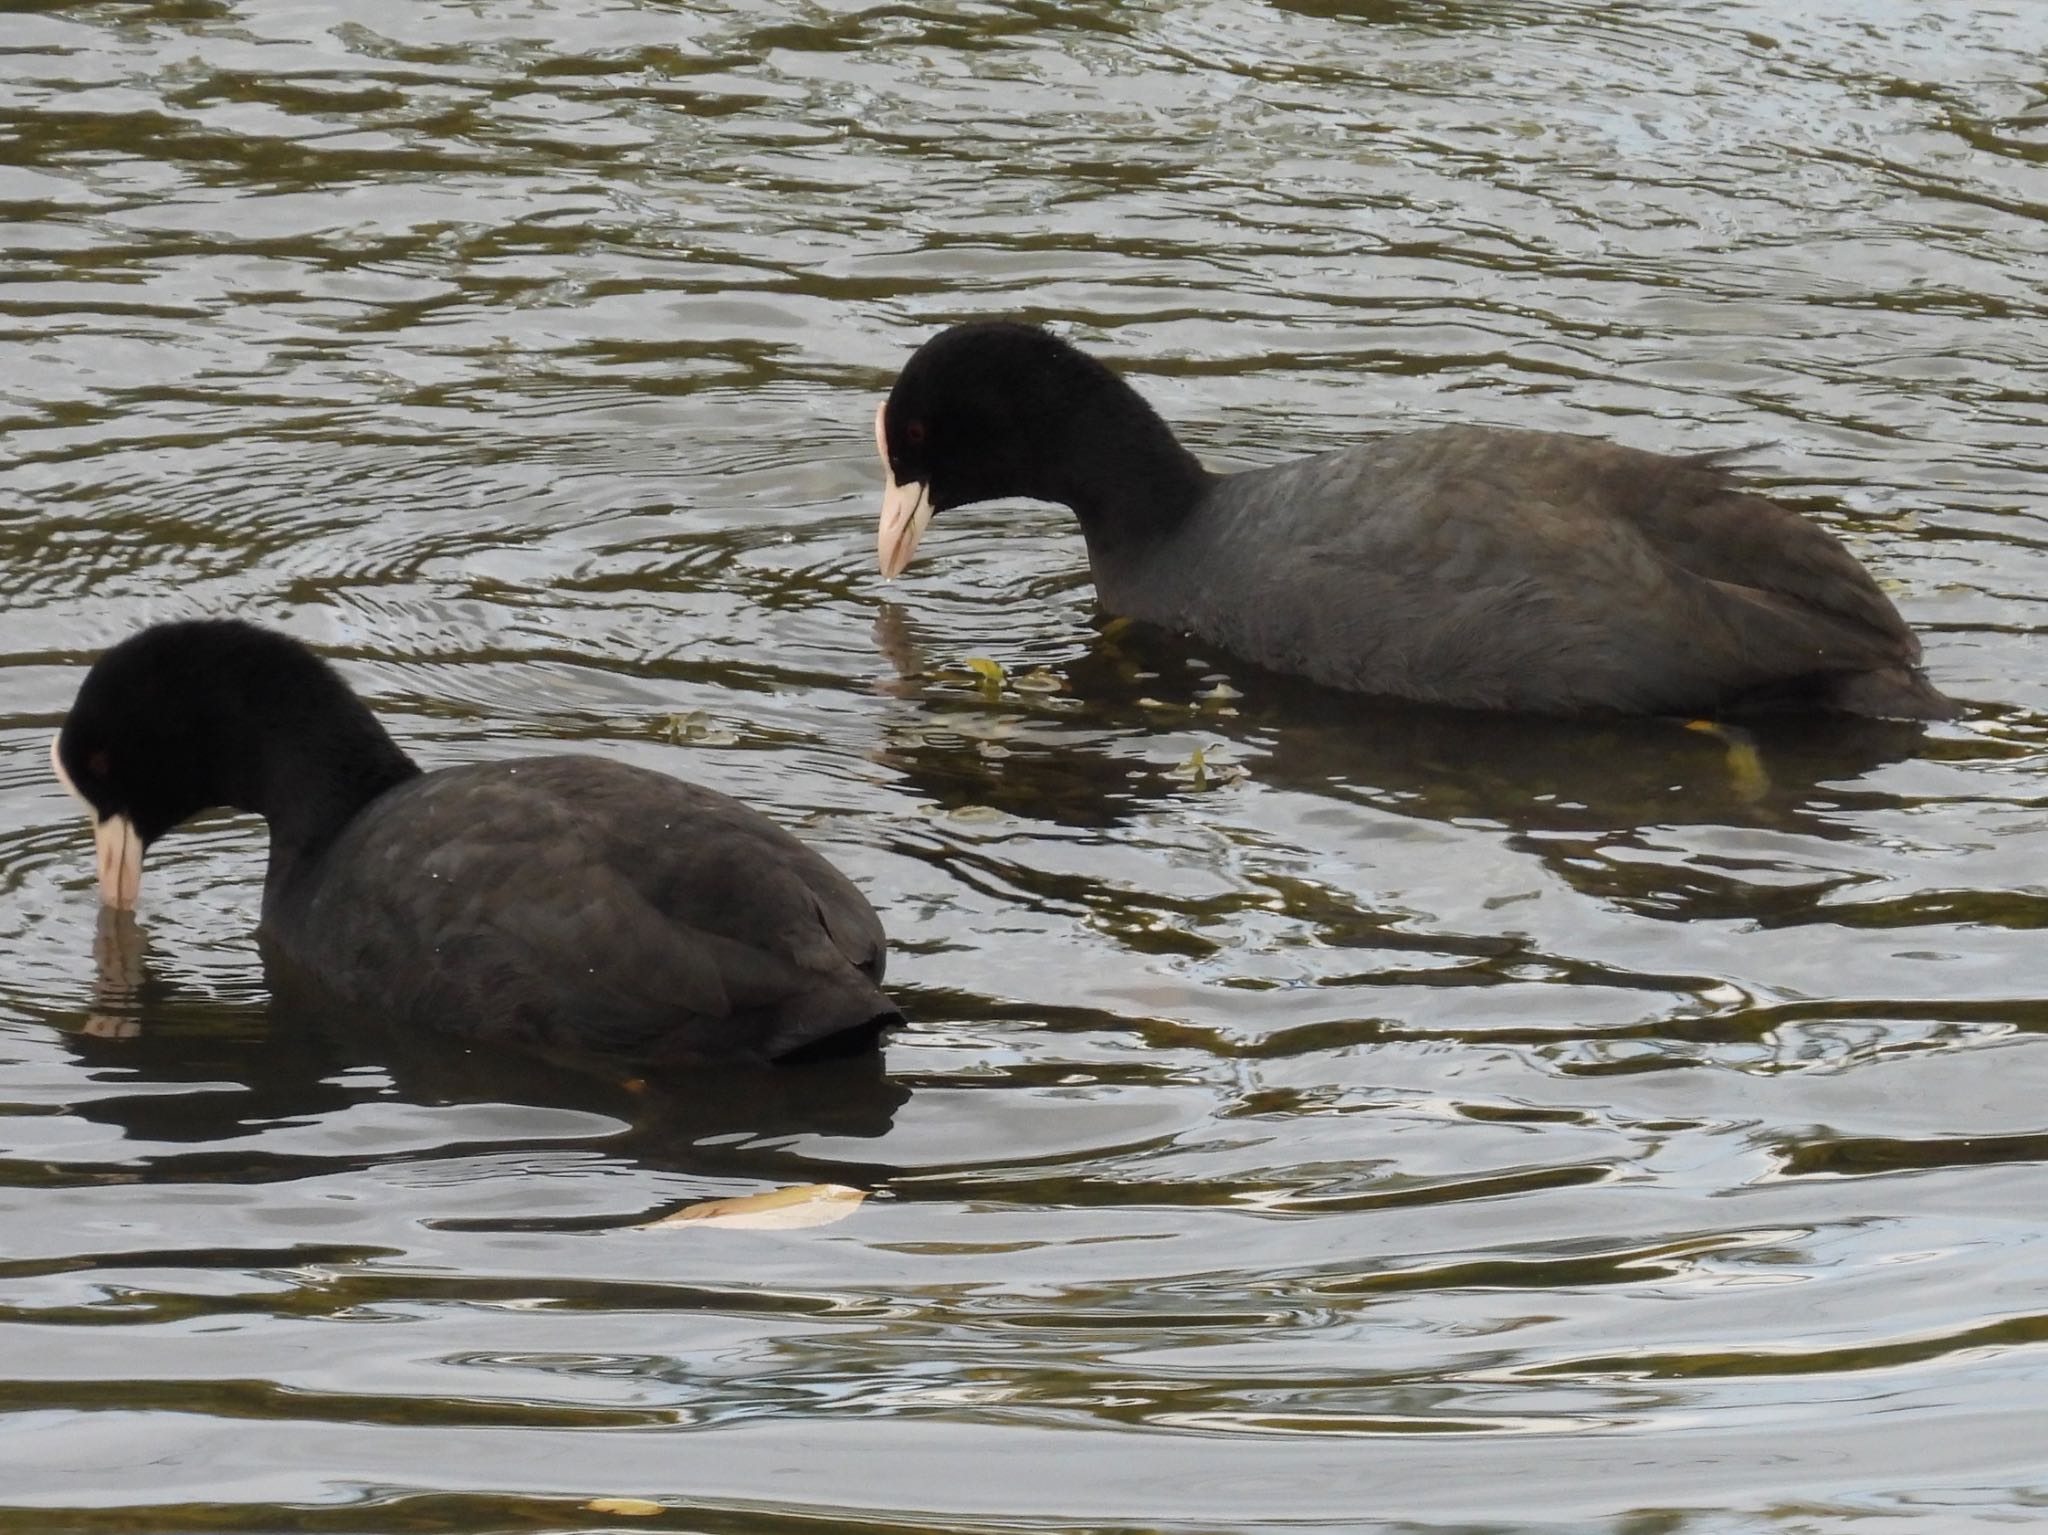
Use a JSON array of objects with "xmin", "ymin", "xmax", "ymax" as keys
[
  {"xmin": 276, "ymin": 757, "xmax": 896, "ymax": 1063},
  {"xmin": 1158, "ymin": 427, "xmax": 1947, "ymax": 717}
]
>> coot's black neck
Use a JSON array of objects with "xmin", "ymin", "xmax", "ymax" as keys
[
  {"xmin": 255, "ymin": 708, "xmax": 421, "ymax": 891},
  {"xmin": 1030, "ymin": 357, "xmax": 1213, "ymax": 554}
]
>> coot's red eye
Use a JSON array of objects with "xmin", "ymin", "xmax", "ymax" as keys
[{"xmin": 906, "ymin": 419, "xmax": 926, "ymax": 446}]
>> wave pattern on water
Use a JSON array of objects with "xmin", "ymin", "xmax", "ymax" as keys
[{"xmin": 3, "ymin": 1, "xmax": 2048, "ymax": 1531}]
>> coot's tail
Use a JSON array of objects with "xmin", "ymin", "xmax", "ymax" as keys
[
  {"xmin": 765, "ymin": 979, "xmax": 903, "ymax": 1065},
  {"xmin": 1825, "ymin": 666, "xmax": 1960, "ymax": 722}
]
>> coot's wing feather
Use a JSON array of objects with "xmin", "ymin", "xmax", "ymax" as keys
[
  {"xmin": 1503, "ymin": 431, "xmax": 1918, "ymax": 652},
  {"xmin": 276, "ymin": 757, "xmax": 893, "ymax": 1061}
]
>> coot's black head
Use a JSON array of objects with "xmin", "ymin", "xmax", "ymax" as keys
[
  {"xmin": 52, "ymin": 620, "xmax": 416, "ymax": 909},
  {"xmin": 876, "ymin": 322, "xmax": 1205, "ymax": 576}
]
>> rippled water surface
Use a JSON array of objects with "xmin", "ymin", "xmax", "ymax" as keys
[{"xmin": 4, "ymin": 1, "xmax": 2048, "ymax": 1530}]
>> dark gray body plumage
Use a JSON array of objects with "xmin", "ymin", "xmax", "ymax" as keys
[
  {"xmin": 1081, "ymin": 425, "xmax": 1949, "ymax": 719},
  {"xmin": 260, "ymin": 756, "xmax": 892, "ymax": 1063}
]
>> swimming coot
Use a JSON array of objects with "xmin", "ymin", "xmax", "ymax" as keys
[
  {"xmin": 51, "ymin": 620, "xmax": 898, "ymax": 1065},
  {"xmin": 875, "ymin": 322, "xmax": 1955, "ymax": 720}
]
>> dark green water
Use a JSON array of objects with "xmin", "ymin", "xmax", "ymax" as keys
[{"xmin": 2, "ymin": 1, "xmax": 2046, "ymax": 1530}]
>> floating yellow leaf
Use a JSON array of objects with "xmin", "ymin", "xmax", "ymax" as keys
[
  {"xmin": 641, "ymin": 1183, "xmax": 867, "ymax": 1231},
  {"xmin": 962, "ymin": 656, "xmax": 1007, "ymax": 696},
  {"xmin": 1169, "ymin": 744, "xmax": 1248, "ymax": 791},
  {"xmin": 585, "ymin": 1497, "xmax": 664, "ymax": 1516}
]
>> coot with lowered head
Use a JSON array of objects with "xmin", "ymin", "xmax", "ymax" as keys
[
  {"xmin": 51, "ymin": 620, "xmax": 898, "ymax": 1065},
  {"xmin": 875, "ymin": 322, "xmax": 1955, "ymax": 720}
]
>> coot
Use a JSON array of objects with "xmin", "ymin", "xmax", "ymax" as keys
[
  {"xmin": 874, "ymin": 322, "xmax": 1954, "ymax": 720},
  {"xmin": 51, "ymin": 620, "xmax": 898, "ymax": 1064}
]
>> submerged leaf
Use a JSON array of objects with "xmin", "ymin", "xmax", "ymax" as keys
[
  {"xmin": 1684, "ymin": 719, "xmax": 1771, "ymax": 803},
  {"xmin": 654, "ymin": 710, "xmax": 739, "ymax": 747},
  {"xmin": 948, "ymin": 803, "xmax": 1007, "ymax": 823},
  {"xmin": 642, "ymin": 1183, "xmax": 867, "ymax": 1231}
]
